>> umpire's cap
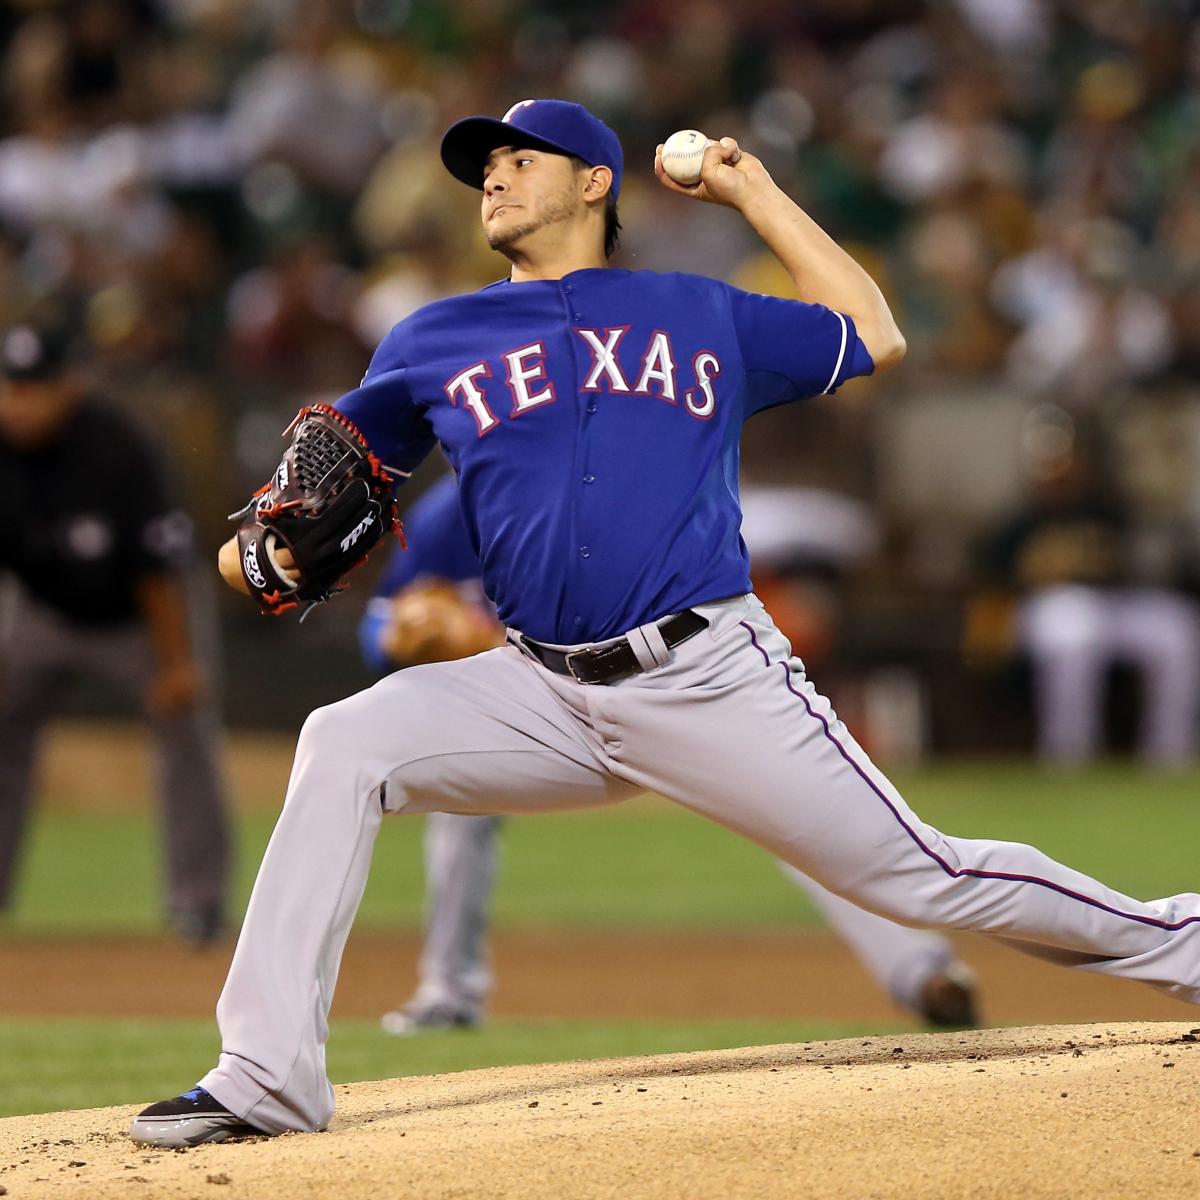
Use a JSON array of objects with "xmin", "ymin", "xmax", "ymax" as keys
[
  {"xmin": 441, "ymin": 99, "xmax": 624, "ymax": 198},
  {"xmin": 0, "ymin": 323, "xmax": 72, "ymax": 382}
]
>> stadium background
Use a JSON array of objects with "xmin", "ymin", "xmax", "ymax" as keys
[{"xmin": 3, "ymin": 0, "xmax": 1200, "ymax": 1123}]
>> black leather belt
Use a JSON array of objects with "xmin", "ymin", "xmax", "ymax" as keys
[{"xmin": 513, "ymin": 609, "xmax": 709, "ymax": 685}]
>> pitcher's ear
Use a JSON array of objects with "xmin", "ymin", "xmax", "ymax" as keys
[{"xmin": 583, "ymin": 165, "xmax": 613, "ymax": 198}]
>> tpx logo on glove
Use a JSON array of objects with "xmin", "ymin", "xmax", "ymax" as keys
[
  {"xmin": 339, "ymin": 512, "xmax": 376, "ymax": 553},
  {"xmin": 243, "ymin": 541, "xmax": 268, "ymax": 589}
]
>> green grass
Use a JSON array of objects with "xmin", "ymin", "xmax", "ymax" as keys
[
  {"xmin": 888, "ymin": 761, "xmax": 1200, "ymax": 900},
  {"xmin": 7, "ymin": 761, "xmax": 1200, "ymax": 935},
  {"xmin": 0, "ymin": 1016, "xmax": 883, "ymax": 1119}
]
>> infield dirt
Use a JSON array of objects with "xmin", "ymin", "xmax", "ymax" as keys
[
  {"xmin": 1, "ymin": 1023, "xmax": 1198, "ymax": 1199},
  {"xmin": 2, "ymin": 927, "xmax": 1200, "ymax": 1025}
]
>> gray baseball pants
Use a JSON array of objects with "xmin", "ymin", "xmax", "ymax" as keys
[
  {"xmin": 202, "ymin": 594, "xmax": 1200, "ymax": 1134},
  {"xmin": 0, "ymin": 581, "xmax": 231, "ymax": 923},
  {"xmin": 412, "ymin": 813, "xmax": 955, "ymax": 1019}
]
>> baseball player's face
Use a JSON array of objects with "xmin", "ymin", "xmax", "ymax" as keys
[{"xmin": 481, "ymin": 146, "xmax": 582, "ymax": 252}]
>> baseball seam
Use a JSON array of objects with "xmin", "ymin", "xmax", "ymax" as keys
[{"xmin": 665, "ymin": 136, "xmax": 710, "ymax": 183}]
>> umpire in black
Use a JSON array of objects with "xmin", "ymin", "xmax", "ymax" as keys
[{"xmin": 0, "ymin": 321, "xmax": 232, "ymax": 941}]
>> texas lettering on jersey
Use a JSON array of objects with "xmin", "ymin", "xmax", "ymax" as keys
[
  {"xmin": 335, "ymin": 268, "xmax": 875, "ymax": 643},
  {"xmin": 444, "ymin": 329, "xmax": 721, "ymax": 435}
]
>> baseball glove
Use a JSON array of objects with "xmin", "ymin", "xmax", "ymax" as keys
[
  {"xmin": 380, "ymin": 581, "xmax": 504, "ymax": 666},
  {"xmin": 233, "ymin": 404, "xmax": 401, "ymax": 617}
]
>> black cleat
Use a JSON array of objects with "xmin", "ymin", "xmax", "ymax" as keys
[
  {"xmin": 917, "ymin": 965, "xmax": 980, "ymax": 1028},
  {"xmin": 128, "ymin": 1087, "xmax": 264, "ymax": 1147}
]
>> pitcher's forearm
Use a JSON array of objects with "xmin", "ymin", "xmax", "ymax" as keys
[{"xmin": 739, "ymin": 182, "xmax": 906, "ymax": 370}]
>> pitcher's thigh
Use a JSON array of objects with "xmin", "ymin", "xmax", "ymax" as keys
[
  {"xmin": 612, "ymin": 630, "xmax": 951, "ymax": 906},
  {"xmin": 305, "ymin": 647, "xmax": 635, "ymax": 818}
]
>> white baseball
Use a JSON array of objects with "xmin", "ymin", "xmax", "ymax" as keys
[{"xmin": 661, "ymin": 129, "xmax": 713, "ymax": 186}]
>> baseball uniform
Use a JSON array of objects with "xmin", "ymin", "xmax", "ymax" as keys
[
  {"xmin": 133, "ymin": 101, "xmax": 1200, "ymax": 1145},
  {"xmin": 365, "ymin": 475, "xmax": 974, "ymax": 1029}
]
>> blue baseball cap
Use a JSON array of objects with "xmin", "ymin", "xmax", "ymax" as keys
[{"xmin": 441, "ymin": 99, "xmax": 624, "ymax": 199}]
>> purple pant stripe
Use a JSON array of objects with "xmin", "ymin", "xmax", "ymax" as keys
[{"xmin": 737, "ymin": 620, "xmax": 1199, "ymax": 933}]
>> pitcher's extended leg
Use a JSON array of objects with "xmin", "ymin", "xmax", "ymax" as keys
[
  {"xmin": 200, "ymin": 646, "xmax": 634, "ymax": 1133},
  {"xmin": 607, "ymin": 597, "xmax": 1200, "ymax": 1005}
]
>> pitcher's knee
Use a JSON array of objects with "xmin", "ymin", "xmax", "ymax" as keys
[
  {"xmin": 296, "ymin": 701, "xmax": 348, "ymax": 754},
  {"xmin": 296, "ymin": 690, "xmax": 394, "ymax": 765},
  {"xmin": 291, "ymin": 700, "xmax": 382, "ymax": 800},
  {"xmin": 309, "ymin": 665, "xmax": 448, "ymax": 744},
  {"xmin": 291, "ymin": 707, "xmax": 342, "ymax": 784},
  {"xmin": 294, "ymin": 686, "xmax": 435, "ymax": 809}
]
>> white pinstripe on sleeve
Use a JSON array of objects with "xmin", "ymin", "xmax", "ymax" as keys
[{"xmin": 821, "ymin": 311, "xmax": 849, "ymax": 395}]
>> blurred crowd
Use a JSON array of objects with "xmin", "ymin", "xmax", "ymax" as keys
[{"xmin": 2, "ymin": 0, "xmax": 1200, "ymax": 752}]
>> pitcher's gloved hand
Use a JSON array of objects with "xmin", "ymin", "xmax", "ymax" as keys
[{"xmin": 233, "ymin": 405, "xmax": 401, "ymax": 616}]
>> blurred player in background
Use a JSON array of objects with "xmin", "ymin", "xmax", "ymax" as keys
[
  {"xmin": 968, "ymin": 418, "xmax": 1200, "ymax": 767},
  {"xmin": 363, "ymin": 474, "xmax": 978, "ymax": 1032},
  {"xmin": 0, "ymin": 320, "xmax": 232, "ymax": 942}
]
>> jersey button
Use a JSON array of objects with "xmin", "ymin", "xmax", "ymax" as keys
[
  {"xmin": 583, "ymin": 474, "xmax": 595, "ymax": 484},
  {"xmin": 579, "ymin": 546, "xmax": 590, "ymax": 558},
  {"xmin": 573, "ymin": 312, "xmax": 583, "ymax": 321},
  {"xmin": 586, "ymin": 402, "xmax": 598, "ymax": 414}
]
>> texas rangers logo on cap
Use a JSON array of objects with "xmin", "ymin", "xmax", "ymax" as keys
[{"xmin": 502, "ymin": 99, "xmax": 537, "ymax": 122}]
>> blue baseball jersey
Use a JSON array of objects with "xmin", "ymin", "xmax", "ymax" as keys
[
  {"xmin": 375, "ymin": 474, "xmax": 481, "ymax": 594},
  {"xmin": 337, "ymin": 267, "xmax": 873, "ymax": 645}
]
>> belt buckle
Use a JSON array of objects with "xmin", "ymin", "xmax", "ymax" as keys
[{"xmin": 563, "ymin": 647, "xmax": 592, "ymax": 683}]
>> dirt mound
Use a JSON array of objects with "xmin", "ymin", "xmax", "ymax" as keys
[{"xmin": 3, "ymin": 1023, "xmax": 1198, "ymax": 1199}]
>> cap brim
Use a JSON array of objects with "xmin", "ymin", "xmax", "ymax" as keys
[{"xmin": 440, "ymin": 117, "xmax": 576, "ymax": 190}]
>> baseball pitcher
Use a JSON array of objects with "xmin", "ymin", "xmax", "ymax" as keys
[{"xmin": 130, "ymin": 100, "xmax": 1200, "ymax": 1147}]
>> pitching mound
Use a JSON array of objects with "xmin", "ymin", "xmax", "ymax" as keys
[{"xmin": 3, "ymin": 1023, "xmax": 1198, "ymax": 1199}]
